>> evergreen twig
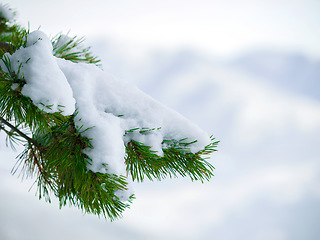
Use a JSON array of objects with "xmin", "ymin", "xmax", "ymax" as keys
[{"xmin": 0, "ymin": 116, "xmax": 38, "ymax": 147}]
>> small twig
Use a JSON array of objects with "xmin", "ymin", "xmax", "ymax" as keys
[
  {"xmin": 0, "ymin": 116, "xmax": 39, "ymax": 147},
  {"xmin": 0, "ymin": 124, "xmax": 12, "ymax": 135},
  {"xmin": 0, "ymin": 116, "xmax": 56, "ymax": 190},
  {"xmin": 0, "ymin": 41, "xmax": 13, "ymax": 52}
]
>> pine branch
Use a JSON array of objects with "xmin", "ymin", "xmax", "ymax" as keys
[
  {"xmin": 27, "ymin": 115, "xmax": 133, "ymax": 220},
  {"xmin": 125, "ymin": 137, "xmax": 218, "ymax": 182},
  {"xmin": 51, "ymin": 34, "xmax": 101, "ymax": 65},
  {"xmin": 0, "ymin": 4, "xmax": 219, "ymax": 221},
  {"xmin": 0, "ymin": 116, "xmax": 38, "ymax": 147},
  {"xmin": 0, "ymin": 117, "xmax": 56, "ymax": 194}
]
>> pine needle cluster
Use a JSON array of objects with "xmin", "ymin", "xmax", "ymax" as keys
[
  {"xmin": 51, "ymin": 33, "xmax": 101, "ymax": 65},
  {"xmin": 0, "ymin": 6, "xmax": 219, "ymax": 220}
]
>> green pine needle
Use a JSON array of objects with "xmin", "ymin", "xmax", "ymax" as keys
[
  {"xmin": 125, "ymin": 136, "xmax": 218, "ymax": 182},
  {"xmin": 51, "ymin": 33, "xmax": 101, "ymax": 66}
]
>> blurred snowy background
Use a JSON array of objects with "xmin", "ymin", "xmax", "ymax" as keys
[{"xmin": 1, "ymin": 0, "xmax": 320, "ymax": 239}]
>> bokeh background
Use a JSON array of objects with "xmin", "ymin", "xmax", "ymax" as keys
[{"xmin": 1, "ymin": 1, "xmax": 320, "ymax": 239}]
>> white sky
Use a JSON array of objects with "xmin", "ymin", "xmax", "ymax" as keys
[{"xmin": 7, "ymin": 0, "xmax": 320, "ymax": 58}]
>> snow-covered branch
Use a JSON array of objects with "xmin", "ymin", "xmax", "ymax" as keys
[{"xmin": 0, "ymin": 4, "xmax": 218, "ymax": 220}]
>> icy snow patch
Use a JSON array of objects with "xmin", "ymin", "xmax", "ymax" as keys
[
  {"xmin": 0, "ymin": 31, "xmax": 75, "ymax": 115},
  {"xmin": 0, "ymin": 4, "xmax": 14, "ymax": 20}
]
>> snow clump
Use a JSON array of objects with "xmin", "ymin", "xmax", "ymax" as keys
[{"xmin": 0, "ymin": 31, "xmax": 76, "ymax": 115}]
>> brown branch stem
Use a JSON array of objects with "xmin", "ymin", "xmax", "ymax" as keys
[
  {"xmin": 0, "ymin": 116, "xmax": 56, "ymax": 190},
  {"xmin": 0, "ymin": 116, "xmax": 39, "ymax": 147},
  {"xmin": 0, "ymin": 41, "xmax": 13, "ymax": 52}
]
